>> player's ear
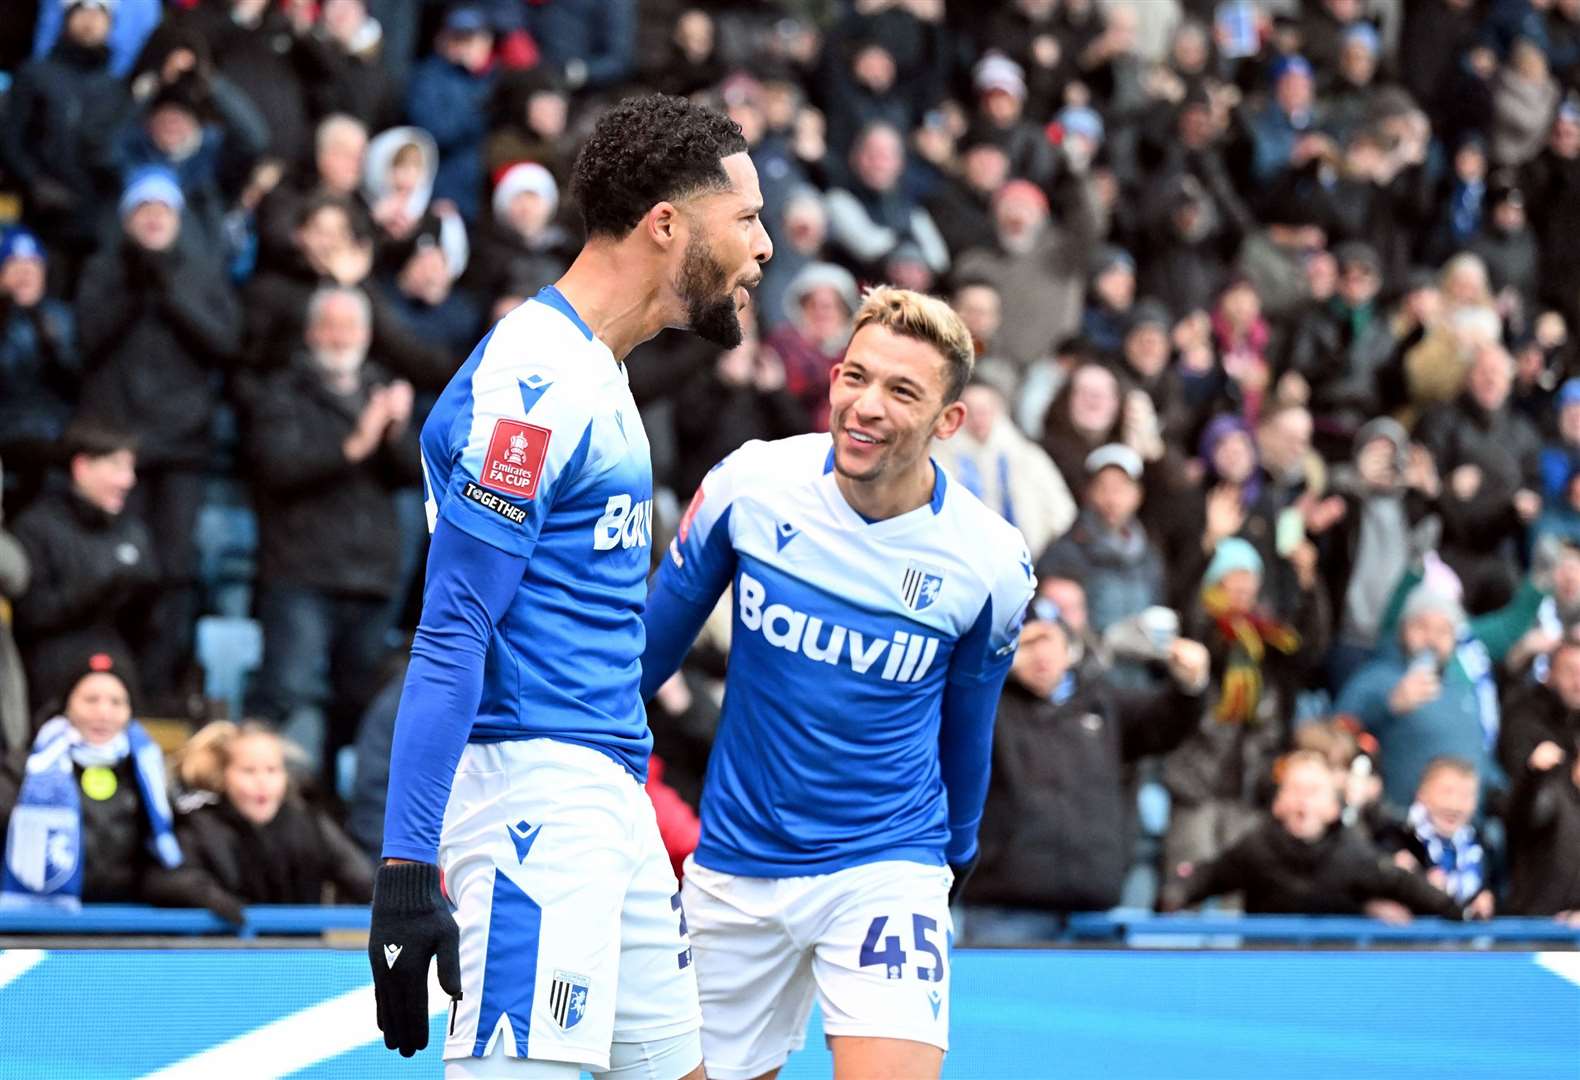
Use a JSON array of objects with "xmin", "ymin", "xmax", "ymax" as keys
[
  {"xmin": 932, "ymin": 399, "xmax": 967, "ymax": 442},
  {"xmin": 645, "ymin": 201, "xmax": 682, "ymax": 250}
]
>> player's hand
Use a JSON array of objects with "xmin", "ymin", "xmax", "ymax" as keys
[
  {"xmin": 947, "ymin": 852, "xmax": 979, "ymax": 907},
  {"xmin": 369, "ymin": 861, "xmax": 462, "ymax": 1058}
]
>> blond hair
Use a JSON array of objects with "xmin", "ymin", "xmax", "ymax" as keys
[
  {"xmin": 851, "ymin": 285, "xmax": 975, "ymax": 403},
  {"xmin": 174, "ymin": 720, "xmax": 295, "ymax": 795}
]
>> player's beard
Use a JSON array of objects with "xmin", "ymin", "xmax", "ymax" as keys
[{"xmin": 678, "ymin": 229, "xmax": 744, "ymax": 348}]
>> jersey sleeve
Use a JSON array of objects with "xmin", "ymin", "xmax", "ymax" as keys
[
  {"xmin": 660, "ymin": 444, "xmax": 757, "ymax": 603},
  {"xmin": 947, "ymin": 530, "xmax": 1036, "ymax": 686},
  {"xmin": 437, "ymin": 370, "xmax": 595, "ymax": 558}
]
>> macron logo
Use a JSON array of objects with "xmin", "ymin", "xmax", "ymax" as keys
[
  {"xmin": 737, "ymin": 571, "xmax": 939, "ymax": 683},
  {"xmin": 384, "ymin": 944, "xmax": 403, "ymax": 969}
]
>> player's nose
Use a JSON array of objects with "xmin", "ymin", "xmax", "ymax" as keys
[{"xmin": 750, "ymin": 219, "xmax": 773, "ymax": 265}]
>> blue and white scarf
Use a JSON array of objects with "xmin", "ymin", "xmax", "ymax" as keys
[
  {"xmin": 1457, "ymin": 634, "xmax": 1500, "ymax": 751},
  {"xmin": 1406, "ymin": 800, "xmax": 1484, "ymax": 904},
  {"xmin": 1, "ymin": 716, "xmax": 181, "ymax": 909}
]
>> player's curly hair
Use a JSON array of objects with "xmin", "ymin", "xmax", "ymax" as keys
[{"xmin": 572, "ymin": 94, "xmax": 748, "ymax": 239}]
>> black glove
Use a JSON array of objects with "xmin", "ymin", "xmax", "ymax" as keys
[
  {"xmin": 369, "ymin": 861, "xmax": 462, "ymax": 1057},
  {"xmin": 948, "ymin": 853, "xmax": 980, "ymax": 907}
]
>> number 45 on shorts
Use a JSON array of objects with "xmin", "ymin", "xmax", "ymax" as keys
[{"xmin": 858, "ymin": 914, "xmax": 946, "ymax": 982}]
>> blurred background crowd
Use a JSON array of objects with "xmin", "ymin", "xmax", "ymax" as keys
[{"xmin": 1, "ymin": 0, "xmax": 1580, "ymax": 936}]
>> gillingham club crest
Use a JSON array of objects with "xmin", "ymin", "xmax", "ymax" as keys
[
  {"xmin": 901, "ymin": 561, "xmax": 945, "ymax": 611},
  {"xmin": 549, "ymin": 970, "xmax": 590, "ymax": 1030}
]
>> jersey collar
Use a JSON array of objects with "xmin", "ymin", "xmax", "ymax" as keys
[
  {"xmin": 822, "ymin": 447, "xmax": 949, "ymax": 527},
  {"xmin": 535, "ymin": 285, "xmax": 594, "ymax": 341}
]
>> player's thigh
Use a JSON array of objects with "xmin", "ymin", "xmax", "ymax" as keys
[
  {"xmin": 605, "ymin": 791, "xmax": 702, "ymax": 1048},
  {"xmin": 808, "ymin": 862, "xmax": 955, "ymax": 1054},
  {"xmin": 682, "ymin": 860, "xmax": 817, "ymax": 1080},
  {"xmin": 829, "ymin": 1036, "xmax": 943, "ymax": 1080},
  {"xmin": 440, "ymin": 742, "xmax": 635, "ymax": 1069}
]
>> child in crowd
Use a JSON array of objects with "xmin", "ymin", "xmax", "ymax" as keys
[
  {"xmin": 174, "ymin": 720, "xmax": 373, "ymax": 908},
  {"xmin": 0, "ymin": 652, "xmax": 225, "ymax": 916},
  {"xmin": 1163, "ymin": 750, "xmax": 1463, "ymax": 919},
  {"xmin": 1375, "ymin": 757, "xmax": 1496, "ymax": 918}
]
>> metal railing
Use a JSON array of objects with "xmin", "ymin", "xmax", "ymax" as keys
[{"xmin": 1, "ymin": 905, "xmax": 1578, "ymax": 945}]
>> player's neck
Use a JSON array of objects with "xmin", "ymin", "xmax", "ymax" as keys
[
  {"xmin": 554, "ymin": 245, "xmax": 671, "ymax": 361},
  {"xmin": 835, "ymin": 458, "xmax": 935, "ymax": 523}
]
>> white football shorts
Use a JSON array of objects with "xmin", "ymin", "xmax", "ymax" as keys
[
  {"xmin": 680, "ymin": 857, "xmax": 954, "ymax": 1080},
  {"xmin": 438, "ymin": 738, "xmax": 701, "ymax": 1073}
]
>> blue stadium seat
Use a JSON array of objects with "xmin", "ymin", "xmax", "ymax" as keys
[
  {"xmin": 194, "ymin": 496, "xmax": 258, "ymax": 619},
  {"xmin": 195, "ymin": 616, "xmax": 263, "ymax": 719}
]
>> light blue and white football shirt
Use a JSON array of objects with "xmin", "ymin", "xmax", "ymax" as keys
[
  {"xmin": 644, "ymin": 433, "xmax": 1034, "ymax": 876},
  {"xmin": 383, "ymin": 286, "xmax": 655, "ymax": 862}
]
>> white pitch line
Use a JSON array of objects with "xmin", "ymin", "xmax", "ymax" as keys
[
  {"xmin": 0, "ymin": 950, "xmax": 45, "ymax": 992},
  {"xmin": 1536, "ymin": 950, "xmax": 1580, "ymax": 988},
  {"xmin": 141, "ymin": 965, "xmax": 450, "ymax": 1080}
]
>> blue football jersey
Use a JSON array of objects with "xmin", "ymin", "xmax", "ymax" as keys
[
  {"xmin": 656, "ymin": 433, "xmax": 1034, "ymax": 876},
  {"xmin": 418, "ymin": 286, "xmax": 654, "ymax": 775}
]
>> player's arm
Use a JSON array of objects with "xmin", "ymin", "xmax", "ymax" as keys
[
  {"xmin": 640, "ymin": 455, "xmax": 745, "ymax": 699},
  {"xmin": 380, "ymin": 516, "xmax": 526, "ymax": 863},
  {"xmin": 939, "ymin": 542, "xmax": 1036, "ymax": 899}
]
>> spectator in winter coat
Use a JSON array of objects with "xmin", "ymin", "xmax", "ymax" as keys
[
  {"xmin": 954, "ymin": 169, "xmax": 1103, "ymax": 369},
  {"xmin": 379, "ymin": 219, "xmax": 484, "ymax": 373},
  {"xmin": 242, "ymin": 193, "xmax": 455, "ymax": 393},
  {"xmin": 823, "ymin": 123, "xmax": 949, "ymax": 282},
  {"xmin": 0, "ymin": 228, "xmax": 78, "ymax": 506},
  {"xmin": 0, "ymin": 473, "xmax": 30, "ymax": 755},
  {"xmin": 1523, "ymin": 102, "xmax": 1580, "ymax": 325},
  {"xmin": 1036, "ymin": 444, "xmax": 1167, "ymax": 688},
  {"xmin": 524, "ymin": 0, "xmax": 636, "ymax": 95},
  {"xmin": 1284, "ymin": 241, "xmax": 1395, "ymax": 449},
  {"xmin": 1504, "ymin": 735, "xmax": 1580, "ymax": 918},
  {"xmin": 255, "ymin": 114, "xmax": 370, "ymax": 275},
  {"xmin": 0, "ymin": 0, "xmax": 130, "ymax": 273},
  {"xmin": 1040, "ymin": 360, "xmax": 1125, "ymax": 496},
  {"xmin": 817, "ymin": 33, "xmax": 920, "ymax": 166},
  {"xmin": 75, "ymin": 169, "xmax": 242, "ymax": 704},
  {"xmin": 116, "ymin": 70, "xmax": 271, "ymax": 263},
  {"xmin": 406, "ymin": 6, "xmax": 497, "ymax": 223},
  {"xmin": 925, "ymin": 128, "xmax": 1009, "ymax": 259},
  {"xmin": 932, "ymin": 381, "xmax": 1075, "ymax": 559},
  {"xmin": 1491, "ymin": 38, "xmax": 1559, "ymax": 169},
  {"xmin": 1375, "ymin": 757, "xmax": 1496, "ymax": 918},
  {"xmin": 1415, "ymin": 342, "xmax": 1543, "ymax": 613},
  {"xmin": 175, "ymin": 0, "xmax": 316, "ymax": 172},
  {"xmin": 0, "ymin": 652, "xmax": 230, "ymax": 918},
  {"xmin": 310, "ymin": 0, "xmax": 398, "ymax": 132},
  {"xmin": 173, "ymin": 721, "xmax": 374, "ymax": 908},
  {"xmin": 468, "ymin": 162, "xmax": 573, "ymax": 318},
  {"xmin": 671, "ymin": 310, "xmax": 809, "ymax": 498},
  {"xmin": 764, "ymin": 262, "xmax": 857, "ymax": 434},
  {"xmin": 1248, "ymin": 55, "xmax": 1325, "ymax": 187},
  {"xmin": 483, "ymin": 66, "xmax": 573, "ymax": 192},
  {"xmin": 32, "ymin": 0, "xmax": 161, "ymax": 78},
  {"xmin": 1080, "ymin": 246, "xmax": 1137, "ymax": 360},
  {"xmin": 1540, "ymin": 380, "xmax": 1580, "ymax": 502},
  {"xmin": 360, "ymin": 125, "xmax": 469, "ymax": 280},
  {"xmin": 1163, "ymin": 750, "xmax": 1463, "ymax": 919},
  {"xmin": 1470, "ymin": 178, "xmax": 1541, "ymax": 328},
  {"xmin": 1501, "ymin": 636, "xmax": 1580, "ymax": 790},
  {"xmin": 1336, "ymin": 582, "xmax": 1501, "ymax": 812},
  {"xmin": 963, "ymin": 598, "xmax": 1210, "ymax": 941},
  {"xmin": 11, "ymin": 425, "xmax": 156, "ymax": 715},
  {"xmin": 966, "ymin": 52, "xmax": 1057, "ymax": 191},
  {"xmin": 1162, "ymin": 536, "xmax": 1329, "ymax": 877},
  {"xmin": 244, "ymin": 287, "xmax": 420, "ymax": 770}
]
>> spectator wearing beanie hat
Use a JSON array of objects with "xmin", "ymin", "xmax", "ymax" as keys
[
  {"xmin": 0, "ymin": 227, "xmax": 79, "ymax": 503},
  {"xmin": 1336, "ymin": 578, "xmax": 1510, "ymax": 811},
  {"xmin": 0, "ymin": 649, "xmax": 233, "ymax": 919},
  {"xmin": 74, "ymin": 165, "xmax": 242, "ymax": 707},
  {"xmin": 469, "ymin": 161, "xmax": 573, "ymax": 314},
  {"xmin": 405, "ymin": 5, "xmax": 499, "ymax": 223},
  {"xmin": 955, "ymin": 170, "xmax": 1102, "ymax": 369},
  {"xmin": 765, "ymin": 262, "xmax": 858, "ymax": 433},
  {"xmin": 1162, "ymin": 534, "xmax": 1328, "ymax": 880}
]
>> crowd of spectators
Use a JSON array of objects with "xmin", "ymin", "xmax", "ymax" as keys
[{"xmin": 3, "ymin": 0, "xmax": 1580, "ymax": 932}]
